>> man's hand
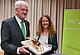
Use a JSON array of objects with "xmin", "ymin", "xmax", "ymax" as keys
[{"xmin": 19, "ymin": 46, "xmax": 29, "ymax": 54}]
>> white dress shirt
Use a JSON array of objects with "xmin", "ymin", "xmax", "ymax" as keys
[{"xmin": 15, "ymin": 16, "xmax": 26, "ymax": 54}]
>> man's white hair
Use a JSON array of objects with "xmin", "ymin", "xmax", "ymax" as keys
[{"xmin": 15, "ymin": 1, "xmax": 28, "ymax": 9}]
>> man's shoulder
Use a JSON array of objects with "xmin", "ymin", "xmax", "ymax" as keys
[
  {"xmin": 24, "ymin": 20, "xmax": 29, "ymax": 24},
  {"xmin": 3, "ymin": 16, "xmax": 15, "ymax": 22}
]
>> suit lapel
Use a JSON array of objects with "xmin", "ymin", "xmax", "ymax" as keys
[
  {"xmin": 13, "ymin": 16, "xmax": 24, "ymax": 39},
  {"xmin": 24, "ymin": 21, "xmax": 28, "ymax": 37}
]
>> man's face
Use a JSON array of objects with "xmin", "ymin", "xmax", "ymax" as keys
[{"xmin": 15, "ymin": 4, "xmax": 28, "ymax": 20}]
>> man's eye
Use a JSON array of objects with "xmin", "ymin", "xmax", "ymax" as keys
[
  {"xmin": 21, "ymin": 9, "xmax": 25, "ymax": 11},
  {"xmin": 21, "ymin": 9, "xmax": 29, "ymax": 12}
]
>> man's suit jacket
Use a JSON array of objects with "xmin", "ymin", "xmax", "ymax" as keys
[{"xmin": 1, "ymin": 16, "xmax": 30, "ymax": 55}]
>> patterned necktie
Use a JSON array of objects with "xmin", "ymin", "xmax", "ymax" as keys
[{"xmin": 20, "ymin": 21, "xmax": 26, "ymax": 40}]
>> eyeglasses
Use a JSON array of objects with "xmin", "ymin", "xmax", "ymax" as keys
[{"xmin": 18, "ymin": 8, "xmax": 29, "ymax": 12}]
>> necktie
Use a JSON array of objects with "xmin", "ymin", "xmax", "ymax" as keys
[{"xmin": 20, "ymin": 21, "xmax": 26, "ymax": 40}]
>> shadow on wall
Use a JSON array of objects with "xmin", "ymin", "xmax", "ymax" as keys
[
  {"xmin": 0, "ymin": 26, "xmax": 2, "ymax": 51},
  {"xmin": 0, "ymin": 28, "xmax": 1, "ymax": 46}
]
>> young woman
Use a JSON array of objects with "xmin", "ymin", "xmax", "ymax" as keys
[{"xmin": 36, "ymin": 15, "xmax": 58, "ymax": 55}]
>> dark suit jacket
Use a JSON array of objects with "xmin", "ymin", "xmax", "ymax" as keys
[
  {"xmin": 37, "ymin": 32, "xmax": 58, "ymax": 55},
  {"xmin": 1, "ymin": 16, "xmax": 30, "ymax": 55}
]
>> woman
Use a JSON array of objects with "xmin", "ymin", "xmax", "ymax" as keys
[{"xmin": 36, "ymin": 15, "xmax": 58, "ymax": 55}]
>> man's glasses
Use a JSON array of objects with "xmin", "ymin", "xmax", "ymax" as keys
[{"xmin": 18, "ymin": 8, "xmax": 29, "ymax": 12}]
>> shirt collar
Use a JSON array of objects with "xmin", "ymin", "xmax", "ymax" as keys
[{"xmin": 15, "ymin": 16, "xmax": 22, "ymax": 23}]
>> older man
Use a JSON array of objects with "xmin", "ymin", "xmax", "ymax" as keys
[{"xmin": 1, "ymin": 1, "xmax": 30, "ymax": 55}]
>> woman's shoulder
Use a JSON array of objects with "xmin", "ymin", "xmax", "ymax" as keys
[
  {"xmin": 53, "ymin": 31, "xmax": 57, "ymax": 35},
  {"xmin": 52, "ymin": 31, "xmax": 57, "ymax": 38}
]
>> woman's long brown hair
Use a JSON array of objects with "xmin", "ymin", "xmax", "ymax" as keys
[{"xmin": 36, "ymin": 15, "xmax": 55, "ymax": 37}]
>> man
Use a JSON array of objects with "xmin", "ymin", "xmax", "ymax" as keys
[{"xmin": 1, "ymin": 1, "xmax": 30, "ymax": 55}]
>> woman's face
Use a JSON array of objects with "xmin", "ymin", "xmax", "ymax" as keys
[{"xmin": 42, "ymin": 17, "xmax": 49, "ymax": 29}]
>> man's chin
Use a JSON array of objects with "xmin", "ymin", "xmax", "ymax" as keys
[{"xmin": 22, "ymin": 16, "xmax": 26, "ymax": 19}]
